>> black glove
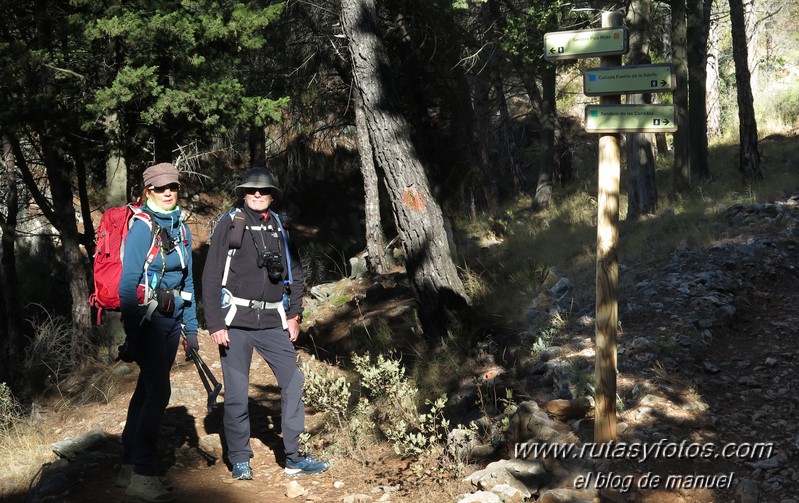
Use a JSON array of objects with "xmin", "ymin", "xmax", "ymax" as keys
[
  {"xmin": 116, "ymin": 336, "xmax": 138, "ymax": 363},
  {"xmin": 183, "ymin": 332, "xmax": 199, "ymax": 360}
]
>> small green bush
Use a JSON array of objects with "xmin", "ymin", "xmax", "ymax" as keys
[
  {"xmin": 0, "ymin": 383, "xmax": 21, "ymax": 431},
  {"xmin": 301, "ymin": 357, "xmax": 350, "ymax": 424},
  {"xmin": 303, "ymin": 352, "xmax": 465, "ymax": 476}
]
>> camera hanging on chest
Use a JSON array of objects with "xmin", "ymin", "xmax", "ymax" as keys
[
  {"xmin": 141, "ymin": 224, "xmax": 187, "ymax": 316},
  {"xmin": 249, "ymin": 222, "xmax": 284, "ymax": 283}
]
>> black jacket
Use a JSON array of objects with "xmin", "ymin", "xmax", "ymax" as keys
[{"xmin": 202, "ymin": 205, "xmax": 304, "ymax": 333}]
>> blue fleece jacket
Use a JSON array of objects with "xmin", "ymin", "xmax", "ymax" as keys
[{"xmin": 119, "ymin": 205, "xmax": 198, "ymax": 336}]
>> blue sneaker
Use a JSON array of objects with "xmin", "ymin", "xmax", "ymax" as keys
[
  {"xmin": 231, "ymin": 461, "xmax": 253, "ymax": 480},
  {"xmin": 284, "ymin": 455, "xmax": 331, "ymax": 475}
]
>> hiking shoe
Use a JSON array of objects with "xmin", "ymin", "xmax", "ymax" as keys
[
  {"xmin": 115, "ymin": 465, "xmax": 173, "ymax": 490},
  {"xmin": 231, "ymin": 461, "xmax": 253, "ymax": 480},
  {"xmin": 284, "ymin": 455, "xmax": 331, "ymax": 475},
  {"xmin": 125, "ymin": 473, "xmax": 176, "ymax": 503}
]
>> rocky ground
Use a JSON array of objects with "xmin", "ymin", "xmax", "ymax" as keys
[{"xmin": 5, "ymin": 193, "xmax": 799, "ymax": 503}]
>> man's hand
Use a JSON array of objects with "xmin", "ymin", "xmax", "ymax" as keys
[
  {"xmin": 183, "ymin": 332, "xmax": 199, "ymax": 360},
  {"xmin": 210, "ymin": 328, "xmax": 230, "ymax": 347},
  {"xmin": 287, "ymin": 317, "xmax": 300, "ymax": 342}
]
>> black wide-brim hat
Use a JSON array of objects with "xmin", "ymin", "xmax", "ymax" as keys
[{"xmin": 234, "ymin": 167, "xmax": 283, "ymax": 199}]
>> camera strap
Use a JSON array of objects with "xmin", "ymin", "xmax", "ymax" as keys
[{"xmin": 272, "ymin": 212, "xmax": 294, "ymax": 286}]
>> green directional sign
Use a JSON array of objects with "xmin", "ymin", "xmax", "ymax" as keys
[
  {"xmin": 544, "ymin": 27, "xmax": 628, "ymax": 61},
  {"xmin": 585, "ymin": 104, "xmax": 677, "ymax": 133},
  {"xmin": 583, "ymin": 64, "xmax": 676, "ymax": 96}
]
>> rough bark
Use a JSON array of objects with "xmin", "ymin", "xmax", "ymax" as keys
[
  {"xmin": 471, "ymin": 72, "xmax": 500, "ymax": 218},
  {"xmin": 249, "ymin": 126, "xmax": 266, "ymax": 167},
  {"xmin": 104, "ymin": 113, "xmax": 128, "ymax": 208},
  {"xmin": 341, "ymin": 0, "xmax": 469, "ymax": 338},
  {"xmin": 672, "ymin": 0, "xmax": 692, "ymax": 193},
  {"xmin": 486, "ymin": 0, "xmax": 525, "ymax": 195},
  {"xmin": 75, "ymin": 152, "xmax": 94, "ymax": 257},
  {"xmin": 687, "ymin": 0, "xmax": 711, "ymax": 180},
  {"xmin": 1, "ymin": 134, "xmax": 23, "ymax": 386},
  {"xmin": 533, "ymin": 61, "xmax": 556, "ymax": 210},
  {"xmin": 728, "ymin": 0, "xmax": 763, "ymax": 181},
  {"xmin": 354, "ymin": 92, "xmax": 390, "ymax": 275},
  {"xmin": 705, "ymin": 3, "xmax": 722, "ymax": 137},
  {"xmin": 43, "ymin": 137, "xmax": 91, "ymax": 367},
  {"xmin": 743, "ymin": 0, "xmax": 759, "ymax": 100},
  {"xmin": 625, "ymin": 0, "xmax": 658, "ymax": 219}
]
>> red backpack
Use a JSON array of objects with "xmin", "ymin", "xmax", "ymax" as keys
[{"xmin": 88, "ymin": 201, "xmax": 156, "ymax": 325}]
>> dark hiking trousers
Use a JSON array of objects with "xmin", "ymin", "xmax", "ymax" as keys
[
  {"xmin": 121, "ymin": 316, "xmax": 181, "ymax": 476},
  {"xmin": 221, "ymin": 326, "xmax": 305, "ymax": 465}
]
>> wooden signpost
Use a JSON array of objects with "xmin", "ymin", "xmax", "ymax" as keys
[{"xmin": 543, "ymin": 12, "xmax": 677, "ymax": 444}]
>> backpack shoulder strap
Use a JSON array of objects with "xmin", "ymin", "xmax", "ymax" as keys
[
  {"xmin": 221, "ymin": 208, "xmax": 245, "ymax": 288},
  {"xmin": 228, "ymin": 208, "xmax": 246, "ymax": 249},
  {"xmin": 128, "ymin": 204, "xmax": 154, "ymax": 230}
]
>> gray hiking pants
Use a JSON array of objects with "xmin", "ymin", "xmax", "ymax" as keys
[{"xmin": 221, "ymin": 326, "xmax": 305, "ymax": 465}]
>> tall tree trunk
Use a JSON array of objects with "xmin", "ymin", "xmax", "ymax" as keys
[
  {"xmin": 249, "ymin": 126, "xmax": 266, "ymax": 167},
  {"xmin": 728, "ymin": 0, "xmax": 763, "ymax": 181},
  {"xmin": 493, "ymin": 70, "xmax": 525, "ymax": 194},
  {"xmin": 743, "ymin": 0, "xmax": 759, "ymax": 100},
  {"xmin": 74, "ymin": 151, "xmax": 94, "ymax": 256},
  {"xmin": 43, "ymin": 136, "xmax": 92, "ymax": 368},
  {"xmin": 354, "ymin": 92, "xmax": 390, "ymax": 275},
  {"xmin": 486, "ymin": 0, "xmax": 525, "ymax": 195},
  {"xmin": 706, "ymin": 1, "xmax": 722, "ymax": 138},
  {"xmin": 1, "ymin": 134, "xmax": 23, "ymax": 386},
  {"xmin": 533, "ymin": 61, "xmax": 556, "ymax": 210},
  {"xmin": 104, "ymin": 113, "xmax": 128, "ymax": 208},
  {"xmin": 672, "ymin": 0, "xmax": 692, "ymax": 193},
  {"xmin": 533, "ymin": 7, "xmax": 561, "ymax": 209},
  {"xmin": 625, "ymin": 0, "xmax": 658, "ymax": 219},
  {"xmin": 687, "ymin": 0, "xmax": 711, "ymax": 180},
  {"xmin": 341, "ymin": 0, "xmax": 469, "ymax": 339},
  {"xmin": 652, "ymin": 5, "xmax": 672, "ymax": 156},
  {"xmin": 34, "ymin": 0, "xmax": 90, "ymax": 368},
  {"xmin": 471, "ymin": 73, "xmax": 500, "ymax": 217}
]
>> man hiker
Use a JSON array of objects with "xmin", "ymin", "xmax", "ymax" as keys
[{"xmin": 201, "ymin": 167, "xmax": 330, "ymax": 479}]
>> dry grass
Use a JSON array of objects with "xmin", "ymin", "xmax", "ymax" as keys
[
  {"xmin": 0, "ymin": 358, "xmax": 137, "ymax": 500},
  {"xmin": 0, "ymin": 420, "xmax": 52, "ymax": 498}
]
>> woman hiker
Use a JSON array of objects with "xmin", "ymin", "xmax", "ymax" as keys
[{"xmin": 117, "ymin": 162, "xmax": 199, "ymax": 502}]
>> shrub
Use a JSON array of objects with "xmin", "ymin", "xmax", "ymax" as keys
[
  {"xmin": 303, "ymin": 352, "xmax": 465, "ymax": 476},
  {"xmin": 0, "ymin": 383, "xmax": 21, "ymax": 432},
  {"xmin": 24, "ymin": 310, "xmax": 75, "ymax": 395},
  {"xmin": 301, "ymin": 357, "xmax": 350, "ymax": 425}
]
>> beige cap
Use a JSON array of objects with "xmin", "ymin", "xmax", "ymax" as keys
[{"xmin": 143, "ymin": 163, "xmax": 180, "ymax": 188}]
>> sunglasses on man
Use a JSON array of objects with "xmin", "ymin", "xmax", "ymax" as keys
[{"xmin": 243, "ymin": 187, "xmax": 274, "ymax": 196}]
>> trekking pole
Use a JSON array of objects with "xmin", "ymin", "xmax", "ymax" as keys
[
  {"xmin": 182, "ymin": 332, "xmax": 223, "ymax": 412},
  {"xmin": 191, "ymin": 348, "xmax": 222, "ymax": 412}
]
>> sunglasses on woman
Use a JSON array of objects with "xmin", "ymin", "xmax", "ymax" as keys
[{"xmin": 150, "ymin": 183, "xmax": 181, "ymax": 193}]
